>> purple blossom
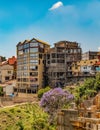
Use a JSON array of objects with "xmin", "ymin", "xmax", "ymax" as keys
[{"xmin": 40, "ymin": 87, "xmax": 74, "ymax": 114}]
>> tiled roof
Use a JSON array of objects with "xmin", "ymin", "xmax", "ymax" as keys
[{"xmin": 8, "ymin": 56, "xmax": 17, "ymax": 65}]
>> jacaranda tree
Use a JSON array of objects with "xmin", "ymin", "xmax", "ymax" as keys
[{"xmin": 40, "ymin": 87, "xmax": 74, "ymax": 124}]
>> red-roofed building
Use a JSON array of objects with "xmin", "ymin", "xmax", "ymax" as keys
[
  {"xmin": 8, "ymin": 56, "xmax": 17, "ymax": 79},
  {"xmin": 8, "ymin": 56, "xmax": 16, "ymax": 65}
]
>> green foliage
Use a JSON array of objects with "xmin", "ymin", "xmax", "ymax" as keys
[
  {"xmin": 94, "ymin": 72, "xmax": 100, "ymax": 91},
  {"xmin": 0, "ymin": 87, "xmax": 4, "ymax": 96},
  {"xmin": 0, "ymin": 103, "xmax": 56, "ymax": 130},
  {"xmin": 37, "ymin": 86, "xmax": 51, "ymax": 98},
  {"xmin": 1, "ymin": 56, "xmax": 6, "ymax": 62},
  {"xmin": 74, "ymin": 74, "xmax": 100, "ymax": 106},
  {"xmin": 16, "ymin": 121, "xmax": 24, "ymax": 130}
]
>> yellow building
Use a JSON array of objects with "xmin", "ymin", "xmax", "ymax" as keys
[
  {"xmin": 72, "ymin": 59, "xmax": 99, "ymax": 76},
  {"xmin": 16, "ymin": 38, "xmax": 50, "ymax": 93}
]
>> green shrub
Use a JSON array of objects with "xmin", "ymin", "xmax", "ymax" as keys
[
  {"xmin": 38, "ymin": 86, "xmax": 51, "ymax": 98},
  {"xmin": 38, "ymin": 89, "xmax": 44, "ymax": 98},
  {"xmin": 0, "ymin": 87, "xmax": 4, "ymax": 96}
]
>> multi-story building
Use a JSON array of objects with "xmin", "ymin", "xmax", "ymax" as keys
[
  {"xmin": 82, "ymin": 51, "xmax": 98, "ymax": 60},
  {"xmin": 72, "ymin": 59, "xmax": 99, "ymax": 76},
  {"xmin": 94, "ymin": 52, "xmax": 100, "ymax": 73},
  {"xmin": 16, "ymin": 38, "xmax": 50, "ymax": 93},
  {"xmin": 44, "ymin": 41, "xmax": 82, "ymax": 87},
  {"xmin": 72, "ymin": 51, "xmax": 100, "ymax": 80}
]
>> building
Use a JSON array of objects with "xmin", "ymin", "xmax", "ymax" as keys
[
  {"xmin": 0, "ymin": 64, "xmax": 14, "ymax": 83},
  {"xmin": 82, "ymin": 51, "xmax": 98, "ymax": 60},
  {"xmin": 72, "ymin": 59, "xmax": 99, "ymax": 76},
  {"xmin": 16, "ymin": 38, "xmax": 50, "ymax": 93},
  {"xmin": 94, "ymin": 52, "xmax": 100, "ymax": 73},
  {"xmin": 72, "ymin": 51, "xmax": 100, "ymax": 80},
  {"xmin": 44, "ymin": 41, "xmax": 82, "ymax": 87},
  {"xmin": 8, "ymin": 56, "xmax": 17, "ymax": 79},
  {"xmin": 2, "ymin": 80, "xmax": 16, "ymax": 96}
]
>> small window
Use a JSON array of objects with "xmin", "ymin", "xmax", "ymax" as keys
[{"xmin": 8, "ymin": 71, "xmax": 11, "ymax": 74}]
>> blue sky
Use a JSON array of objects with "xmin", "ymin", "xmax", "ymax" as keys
[{"xmin": 0, "ymin": 0, "xmax": 100, "ymax": 57}]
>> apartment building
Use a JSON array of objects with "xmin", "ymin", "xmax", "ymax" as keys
[
  {"xmin": 16, "ymin": 38, "xmax": 50, "ymax": 93},
  {"xmin": 44, "ymin": 41, "xmax": 82, "ymax": 87}
]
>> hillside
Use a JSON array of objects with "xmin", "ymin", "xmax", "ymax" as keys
[{"xmin": 0, "ymin": 103, "xmax": 55, "ymax": 130}]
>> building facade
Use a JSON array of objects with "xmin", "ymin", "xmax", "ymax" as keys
[
  {"xmin": 16, "ymin": 38, "xmax": 50, "ymax": 93},
  {"xmin": 82, "ymin": 51, "xmax": 98, "ymax": 60},
  {"xmin": 72, "ymin": 59, "xmax": 99, "ymax": 76},
  {"xmin": 8, "ymin": 56, "xmax": 17, "ymax": 79},
  {"xmin": 44, "ymin": 41, "xmax": 82, "ymax": 87},
  {"xmin": 0, "ymin": 64, "xmax": 14, "ymax": 83}
]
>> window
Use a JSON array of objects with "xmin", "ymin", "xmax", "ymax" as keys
[
  {"xmin": 30, "ymin": 43, "xmax": 38, "ymax": 47},
  {"xmin": 47, "ymin": 61, "xmax": 50, "ymax": 64},
  {"xmin": 39, "ymin": 44, "xmax": 44, "ymax": 48},
  {"xmin": 17, "ymin": 79, "xmax": 20, "ymax": 82},
  {"xmin": 70, "ymin": 49, "xmax": 73, "ymax": 53},
  {"xmin": 23, "ymin": 78, "xmax": 28, "ymax": 82},
  {"xmin": 75, "ymin": 66, "xmax": 78, "ymax": 69},
  {"xmin": 74, "ymin": 49, "xmax": 77, "ymax": 53},
  {"xmin": 39, "ymin": 54, "xmax": 42, "ymax": 59},
  {"xmin": 39, "ymin": 47, "xmax": 44, "ymax": 53},
  {"xmin": 30, "ymin": 48, "xmax": 38, "ymax": 52},
  {"xmin": 23, "ymin": 60, "xmax": 27, "ymax": 64},
  {"xmin": 5, "ymin": 76, "xmax": 9, "ymax": 80},
  {"xmin": 30, "ymin": 66, "xmax": 38, "ymax": 71},
  {"xmin": 18, "ymin": 45, "xmax": 23, "ymax": 50},
  {"xmin": 30, "ymin": 53, "xmax": 38, "ymax": 58},
  {"xmin": 47, "ymin": 54, "xmax": 50, "ymax": 59},
  {"xmin": 23, "ymin": 44, "xmax": 29, "ymax": 49},
  {"xmin": 78, "ymin": 49, "xmax": 81, "ymax": 53},
  {"xmin": 30, "ymin": 72, "xmax": 38, "ymax": 76},
  {"xmin": 8, "ymin": 71, "xmax": 11, "ymax": 74},
  {"xmin": 30, "ymin": 60, "xmax": 38, "ymax": 64},
  {"xmin": 57, "ymin": 60, "xmax": 64, "ymax": 63},
  {"xmin": 83, "ymin": 66, "xmax": 87, "ymax": 69},
  {"xmin": 23, "ymin": 48, "xmax": 29, "ymax": 53},
  {"xmin": 68, "ymin": 49, "xmax": 70, "ymax": 53},
  {"xmin": 21, "ymin": 66, "xmax": 28, "ymax": 70},
  {"xmin": 18, "ymin": 50, "xmax": 23, "ymax": 55},
  {"xmin": 51, "ymin": 60, "xmax": 56, "ymax": 63},
  {"xmin": 23, "ymin": 72, "xmax": 29, "ymax": 76},
  {"xmin": 30, "ymin": 78, "xmax": 38, "ymax": 82}
]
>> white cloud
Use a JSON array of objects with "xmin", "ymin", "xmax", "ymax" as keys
[
  {"xmin": 98, "ymin": 47, "xmax": 100, "ymax": 51},
  {"xmin": 49, "ymin": 1, "xmax": 63, "ymax": 11}
]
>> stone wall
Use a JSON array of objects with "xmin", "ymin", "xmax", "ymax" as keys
[{"xmin": 57, "ymin": 109, "xmax": 79, "ymax": 130}]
